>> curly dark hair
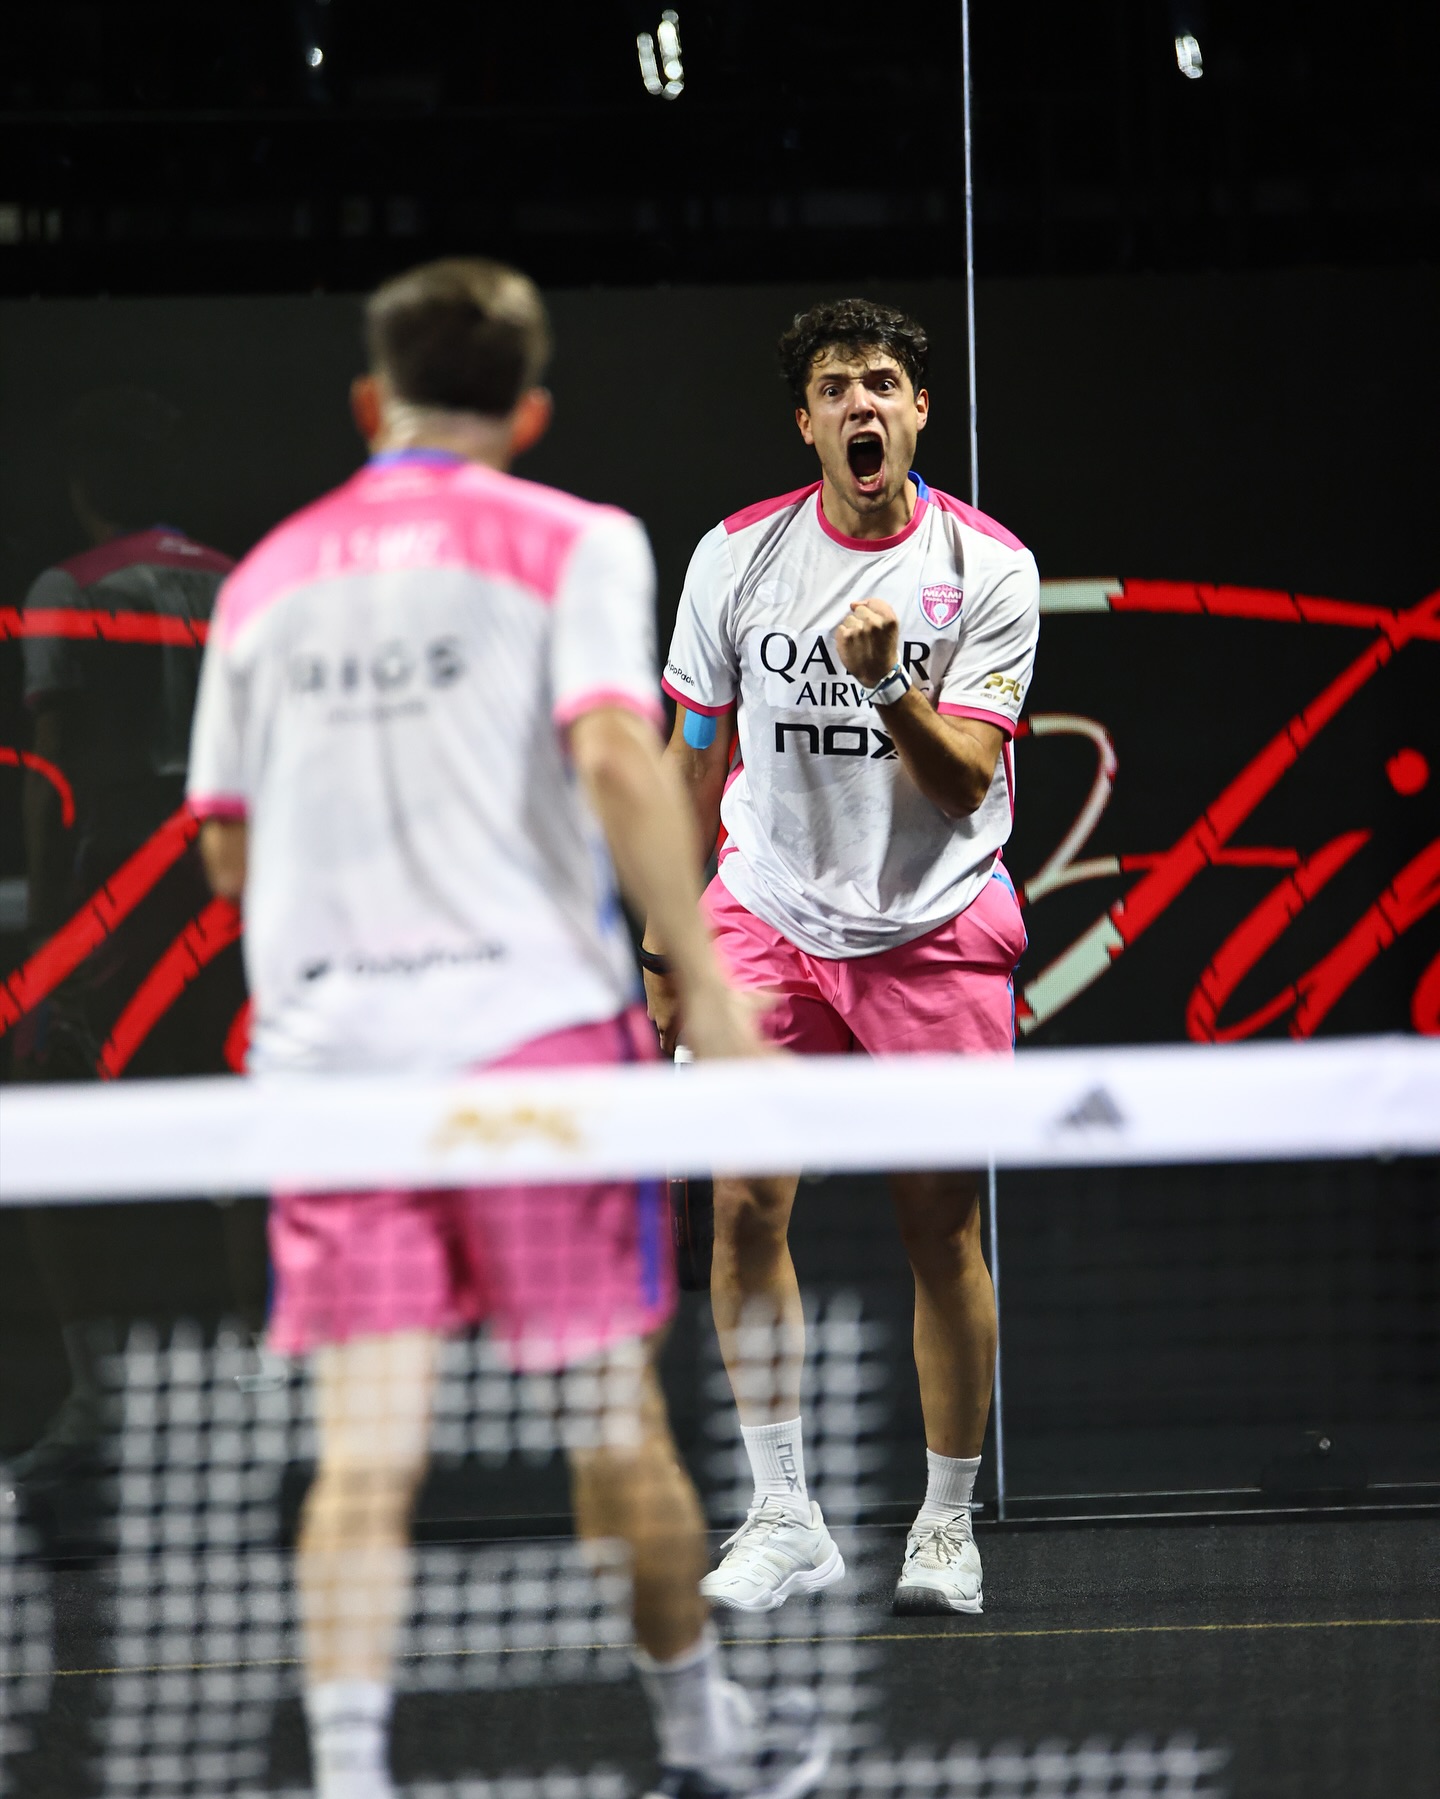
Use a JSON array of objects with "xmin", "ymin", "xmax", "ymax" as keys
[{"xmin": 777, "ymin": 298, "xmax": 930, "ymax": 406}]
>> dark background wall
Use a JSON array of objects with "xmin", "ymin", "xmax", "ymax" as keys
[
  {"xmin": 6, "ymin": 270, "xmax": 1437, "ymax": 630},
  {"xmin": 1, "ymin": 267, "xmax": 1436, "ymax": 1512},
  {"xmin": 4, "ymin": 267, "xmax": 1437, "ymax": 1048}
]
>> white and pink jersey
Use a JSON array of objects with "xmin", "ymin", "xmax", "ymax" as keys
[
  {"xmin": 663, "ymin": 473, "xmax": 1039, "ymax": 957},
  {"xmin": 187, "ymin": 450, "xmax": 661, "ymax": 1073}
]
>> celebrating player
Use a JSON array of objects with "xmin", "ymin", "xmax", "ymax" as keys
[
  {"xmin": 188, "ymin": 259, "xmax": 825, "ymax": 1799},
  {"xmin": 644, "ymin": 298, "xmax": 1039, "ymax": 1616}
]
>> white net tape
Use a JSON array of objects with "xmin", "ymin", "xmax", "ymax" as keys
[{"xmin": 1, "ymin": 1038, "xmax": 1436, "ymax": 1205}]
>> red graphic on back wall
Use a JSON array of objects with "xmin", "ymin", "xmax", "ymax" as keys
[
  {"xmin": 2, "ymin": 578, "xmax": 1437, "ymax": 1070},
  {"xmin": 1014, "ymin": 580, "xmax": 1440, "ymax": 1040}
]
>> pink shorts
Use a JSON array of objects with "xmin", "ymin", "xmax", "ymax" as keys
[
  {"xmin": 267, "ymin": 1007, "xmax": 674, "ymax": 1370},
  {"xmin": 704, "ymin": 865, "xmax": 1026, "ymax": 1056}
]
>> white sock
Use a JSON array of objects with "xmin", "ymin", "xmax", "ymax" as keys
[
  {"xmin": 634, "ymin": 1627, "xmax": 736, "ymax": 1769},
  {"xmin": 305, "ymin": 1681, "xmax": 393, "ymax": 1799},
  {"xmin": 913, "ymin": 1449, "xmax": 980, "ymax": 1531},
  {"xmin": 740, "ymin": 1416, "xmax": 810, "ymax": 1520}
]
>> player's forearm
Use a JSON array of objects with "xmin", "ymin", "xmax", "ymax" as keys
[
  {"xmin": 878, "ymin": 690, "xmax": 995, "ymax": 820},
  {"xmin": 199, "ymin": 820, "xmax": 248, "ymax": 898},
  {"xmin": 639, "ymin": 725, "xmax": 729, "ymax": 956},
  {"xmin": 663, "ymin": 735, "xmax": 727, "ymax": 880},
  {"xmin": 573, "ymin": 713, "xmax": 727, "ymax": 1002}
]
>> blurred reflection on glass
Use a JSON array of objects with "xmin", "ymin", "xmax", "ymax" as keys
[{"xmin": 9, "ymin": 388, "xmax": 260, "ymax": 1492}]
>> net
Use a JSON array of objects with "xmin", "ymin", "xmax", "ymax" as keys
[{"xmin": 1, "ymin": 1040, "xmax": 1437, "ymax": 1797}]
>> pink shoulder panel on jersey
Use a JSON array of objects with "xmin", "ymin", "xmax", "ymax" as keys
[
  {"xmin": 215, "ymin": 464, "xmax": 618, "ymax": 648},
  {"xmin": 61, "ymin": 529, "xmax": 234, "ymax": 587},
  {"xmin": 723, "ymin": 483, "xmax": 822, "ymax": 535},
  {"xmin": 926, "ymin": 488, "xmax": 1027, "ymax": 552}
]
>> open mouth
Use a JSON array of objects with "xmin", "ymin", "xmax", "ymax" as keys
[{"xmin": 846, "ymin": 432, "xmax": 885, "ymax": 489}]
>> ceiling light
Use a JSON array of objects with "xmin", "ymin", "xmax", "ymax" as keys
[
  {"xmin": 636, "ymin": 33, "xmax": 663, "ymax": 95},
  {"xmin": 1174, "ymin": 33, "xmax": 1202, "ymax": 78},
  {"xmin": 638, "ymin": 12, "xmax": 683, "ymax": 99}
]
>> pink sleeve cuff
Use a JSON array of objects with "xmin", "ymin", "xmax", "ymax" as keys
[
  {"xmin": 553, "ymin": 688, "xmax": 665, "ymax": 731},
  {"xmin": 660, "ymin": 676, "xmax": 734, "ymax": 717},
  {"xmin": 188, "ymin": 793, "xmax": 248, "ymax": 821},
  {"xmin": 937, "ymin": 702, "xmax": 1017, "ymax": 738}
]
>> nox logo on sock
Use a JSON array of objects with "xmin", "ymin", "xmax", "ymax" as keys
[{"xmin": 776, "ymin": 1440, "xmax": 801, "ymax": 1492}]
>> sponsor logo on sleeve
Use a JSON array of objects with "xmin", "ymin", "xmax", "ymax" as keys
[
  {"xmin": 921, "ymin": 583, "xmax": 964, "ymax": 628},
  {"xmin": 983, "ymin": 673, "xmax": 1025, "ymax": 704},
  {"xmin": 665, "ymin": 661, "xmax": 697, "ymax": 689}
]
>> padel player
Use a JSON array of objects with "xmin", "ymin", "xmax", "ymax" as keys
[
  {"xmin": 644, "ymin": 299, "xmax": 1039, "ymax": 1616},
  {"xmin": 189, "ymin": 259, "xmax": 825, "ymax": 1799}
]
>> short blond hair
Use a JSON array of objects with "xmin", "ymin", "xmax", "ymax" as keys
[{"xmin": 365, "ymin": 257, "xmax": 552, "ymax": 418}]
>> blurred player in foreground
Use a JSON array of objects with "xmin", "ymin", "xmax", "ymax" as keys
[
  {"xmin": 644, "ymin": 298, "xmax": 1039, "ymax": 1616},
  {"xmin": 188, "ymin": 259, "xmax": 825, "ymax": 1799}
]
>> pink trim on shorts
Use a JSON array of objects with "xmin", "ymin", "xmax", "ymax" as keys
[
  {"xmin": 553, "ymin": 688, "xmax": 664, "ymax": 731},
  {"xmin": 266, "ymin": 1006, "xmax": 674, "ymax": 1369},
  {"xmin": 703, "ymin": 872, "xmax": 1025, "ymax": 1057}
]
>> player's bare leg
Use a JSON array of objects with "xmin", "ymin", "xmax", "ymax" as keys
[
  {"xmin": 568, "ymin": 1339, "xmax": 711, "ymax": 1659},
  {"xmin": 571, "ymin": 1336, "xmax": 829, "ymax": 1797},
  {"xmin": 297, "ymin": 1329, "xmax": 439, "ymax": 1797},
  {"xmin": 891, "ymin": 1170, "xmax": 996, "ymax": 1455},
  {"xmin": 710, "ymin": 1174, "xmax": 805, "ymax": 1424},
  {"xmin": 889, "ymin": 1169, "xmax": 995, "ymax": 1613},
  {"xmin": 702, "ymin": 1175, "xmax": 845, "ymax": 1611}
]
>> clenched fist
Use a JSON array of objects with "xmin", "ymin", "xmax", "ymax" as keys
[{"xmin": 835, "ymin": 597, "xmax": 901, "ymax": 689}]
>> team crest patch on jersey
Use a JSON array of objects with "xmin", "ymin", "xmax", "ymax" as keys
[{"xmin": 921, "ymin": 583, "xmax": 964, "ymax": 628}]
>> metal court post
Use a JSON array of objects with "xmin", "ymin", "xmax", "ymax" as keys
[
  {"xmin": 987, "ymin": 1153, "xmax": 1007, "ymax": 1521},
  {"xmin": 961, "ymin": 0, "xmax": 980, "ymax": 508},
  {"xmin": 966, "ymin": 0, "xmax": 1002, "ymax": 1522}
]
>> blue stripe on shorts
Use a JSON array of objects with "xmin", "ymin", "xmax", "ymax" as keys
[{"xmin": 636, "ymin": 1178, "xmax": 664, "ymax": 1307}]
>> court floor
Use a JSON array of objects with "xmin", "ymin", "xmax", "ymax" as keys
[{"xmin": 14, "ymin": 1513, "xmax": 1438, "ymax": 1798}]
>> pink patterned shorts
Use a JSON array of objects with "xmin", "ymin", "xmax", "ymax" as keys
[
  {"xmin": 704, "ymin": 864, "xmax": 1025, "ymax": 1056},
  {"xmin": 267, "ymin": 1007, "xmax": 672, "ymax": 1370}
]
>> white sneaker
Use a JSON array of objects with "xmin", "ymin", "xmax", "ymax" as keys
[
  {"xmin": 891, "ymin": 1514, "xmax": 983, "ymax": 1614},
  {"xmin": 699, "ymin": 1499, "xmax": 845, "ymax": 1612},
  {"xmin": 644, "ymin": 1682, "xmax": 829, "ymax": 1799}
]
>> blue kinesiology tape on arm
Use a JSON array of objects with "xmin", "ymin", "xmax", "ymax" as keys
[{"xmin": 682, "ymin": 709, "xmax": 718, "ymax": 750}]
